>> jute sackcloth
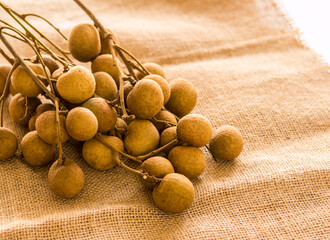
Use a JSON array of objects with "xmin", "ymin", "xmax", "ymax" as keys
[{"xmin": 0, "ymin": 0, "xmax": 329, "ymax": 239}]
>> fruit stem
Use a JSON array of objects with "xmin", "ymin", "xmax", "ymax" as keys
[
  {"xmin": 55, "ymin": 99, "xmax": 64, "ymax": 165},
  {"xmin": 137, "ymin": 139, "xmax": 180, "ymax": 161}
]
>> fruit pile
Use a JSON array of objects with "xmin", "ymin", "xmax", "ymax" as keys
[{"xmin": 0, "ymin": 0, "xmax": 243, "ymax": 214}]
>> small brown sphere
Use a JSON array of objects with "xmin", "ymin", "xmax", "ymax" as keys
[
  {"xmin": 28, "ymin": 114, "xmax": 37, "ymax": 131},
  {"xmin": 165, "ymin": 78, "xmax": 197, "ymax": 117},
  {"xmin": 160, "ymin": 126, "xmax": 177, "ymax": 154},
  {"xmin": 66, "ymin": 107, "xmax": 98, "ymax": 141},
  {"xmin": 152, "ymin": 110, "xmax": 177, "ymax": 132},
  {"xmin": 0, "ymin": 127, "xmax": 17, "ymax": 161},
  {"xmin": 82, "ymin": 135, "xmax": 124, "ymax": 170},
  {"xmin": 9, "ymin": 82, "xmax": 18, "ymax": 96},
  {"xmin": 124, "ymin": 120, "xmax": 159, "ymax": 156},
  {"xmin": 48, "ymin": 158, "xmax": 84, "ymax": 198},
  {"xmin": 28, "ymin": 103, "xmax": 55, "ymax": 131},
  {"xmin": 0, "ymin": 64, "xmax": 11, "ymax": 95},
  {"xmin": 57, "ymin": 66, "xmax": 96, "ymax": 104},
  {"xmin": 82, "ymin": 98, "xmax": 117, "ymax": 133},
  {"xmin": 109, "ymin": 118, "xmax": 128, "ymax": 138},
  {"xmin": 168, "ymin": 146, "xmax": 206, "ymax": 179},
  {"xmin": 127, "ymin": 79, "xmax": 163, "ymax": 119},
  {"xmin": 209, "ymin": 125, "xmax": 244, "ymax": 161},
  {"xmin": 123, "ymin": 81, "xmax": 133, "ymax": 103},
  {"xmin": 143, "ymin": 74, "xmax": 170, "ymax": 104},
  {"xmin": 31, "ymin": 54, "xmax": 59, "ymax": 74},
  {"xmin": 93, "ymin": 72, "xmax": 118, "ymax": 101},
  {"xmin": 177, "ymin": 114, "xmax": 212, "ymax": 147},
  {"xmin": 21, "ymin": 131, "xmax": 56, "ymax": 166},
  {"xmin": 51, "ymin": 67, "xmax": 65, "ymax": 79},
  {"xmin": 68, "ymin": 23, "xmax": 101, "ymax": 62},
  {"xmin": 35, "ymin": 111, "xmax": 70, "ymax": 144},
  {"xmin": 139, "ymin": 156, "xmax": 174, "ymax": 189},
  {"xmin": 137, "ymin": 62, "xmax": 166, "ymax": 79},
  {"xmin": 91, "ymin": 54, "xmax": 120, "ymax": 86},
  {"xmin": 152, "ymin": 173, "xmax": 194, "ymax": 214}
]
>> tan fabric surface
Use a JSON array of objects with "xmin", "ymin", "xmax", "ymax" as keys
[{"xmin": 1, "ymin": 0, "xmax": 329, "ymax": 239}]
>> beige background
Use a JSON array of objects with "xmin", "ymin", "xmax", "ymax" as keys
[{"xmin": 0, "ymin": 0, "xmax": 329, "ymax": 239}]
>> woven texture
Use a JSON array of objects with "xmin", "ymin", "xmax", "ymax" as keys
[{"xmin": 1, "ymin": 0, "xmax": 329, "ymax": 239}]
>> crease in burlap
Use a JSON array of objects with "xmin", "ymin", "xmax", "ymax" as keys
[{"xmin": 0, "ymin": 0, "xmax": 329, "ymax": 239}]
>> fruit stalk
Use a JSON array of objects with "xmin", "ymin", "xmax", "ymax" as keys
[
  {"xmin": 55, "ymin": 99, "xmax": 64, "ymax": 165},
  {"xmin": 137, "ymin": 139, "xmax": 180, "ymax": 161}
]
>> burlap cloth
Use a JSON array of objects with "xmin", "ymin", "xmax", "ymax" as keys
[{"xmin": 0, "ymin": 0, "xmax": 329, "ymax": 239}]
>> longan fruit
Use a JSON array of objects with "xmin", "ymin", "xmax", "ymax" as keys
[
  {"xmin": 68, "ymin": 23, "xmax": 101, "ymax": 62},
  {"xmin": 29, "ymin": 103, "xmax": 56, "ymax": 131},
  {"xmin": 82, "ymin": 135, "xmax": 124, "ymax": 170},
  {"xmin": 35, "ymin": 110, "xmax": 70, "ymax": 144},
  {"xmin": 165, "ymin": 78, "xmax": 197, "ymax": 117},
  {"xmin": 91, "ymin": 54, "xmax": 120, "ymax": 86},
  {"xmin": 48, "ymin": 158, "xmax": 84, "ymax": 198},
  {"xmin": 160, "ymin": 126, "xmax": 177, "ymax": 154},
  {"xmin": 11, "ymin": 61, "xmax": 49, "ymax": 97},
  {"xmin": 143, "ymin": 74, "xmax": 170, "ymax": 104},
  {"xmin": 0, "ymin": 64, "xmax": 11, "ymax": 95},
  {"xmin": 0, "ymin": 127, "xmax": 18, "ymax": 161},
  {"xmin": 177, "ymin": 114, "xmax": 212, "ymax": 147},
  {"xmin": 66, "ymin": 107, "xmax": 98, "ymax": 141},
  {"xmin": 93, "ymin": 72, "xmax": 118, "ymax": 101},
  {"xmin": 82, "ymin": 98, "xmax": 117, "ymax": 133},
  {"xmin": 57, "ymin": 66, "xmax": 95, "ymax": 104},
  {"xmin": 9, "ymin": 93, "xmax": 41, "ymax": 126},
  {"xmin": 152, "ymin": 173, "xmax": 194, "ymax": 214},
  {"xmin": 28, "ymin": 115, "xmax": 37, "ymax": 131},
  {"xmin": 209, "ymin": 125, "xmax": 244, "ymax": 161},
  {"xmin": 168, "ymin": 146, "xmax": 205, "ymax": 179},
  {"xmin": 21, "ymin": 131, "xmax": 56, "ymax": 166},
  {"xmin": 31, "ymin": 54, "xmax": 59, "ymax": 74},
  {"xmin": 127, "ymin": 79, "xmax": 163, "ymax": 119},
  {"xmin": 152, "ymin": 110, "xmax": 177, "ymax": 132},
  {"xmin": 123, "ymin": 81, "xmax": 133, "ymax": 102},
  {"xmin": 109, "ymin": 117, "xmax": 128, "ymax": 139},
  {"xmin": 99, "ymin": 28, "xmax": 120, "ymax": 55},
  {"xmin": 51, "ymin": 67, "xmax": 65, "ymax": 79},
  {"xmin": 139, "ymin": 156, "xmax": 174, "ymax": 189},
  {"xmin": 9, "ymin": 82, "xmax": 18, "ymax": 96},
  {"xmin": 124, "ymin": 119, "xmax": 159, "ymax": 156},
  {"xmin": 137, "ymin": 62, "xmax": 165, "ymax": 79}
]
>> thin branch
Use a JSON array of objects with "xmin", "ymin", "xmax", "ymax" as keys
[{"xmin": 137, "ymin": 139, "xmax": 180, "ymax": 161}]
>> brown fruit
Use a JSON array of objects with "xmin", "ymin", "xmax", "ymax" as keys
[
  {"xmin": 9, "ymin": 82, "xmax": 18, "ymax": 96},
  {"xmin": 31, "ymin": 54, "xmax": 59, "ymax": 74},
  {"xmin": 21, "ymin": 131, "xmax": 56, "ymax": 166},
  {"xmin": 123, "ymin": 81, "xmax": 133, "ymax": 103},
  {"xmin": 177, "ymin": 114, "xmax": 212, "ymax": 147},
  {"xmin": 124, "ymin": 120, "xmax": 159, "ymax": 156},
  {"xmin": 51, "ymin": 67, "xmax": 65, "ymax": 79},
  {"xmin": 143, "ymin": 74, "xmax": 170, "ymax": 104},
  {"xmin": 82, "ymin": 98, "xmax": 117, "ymax": 133},
  {"xmin": 137, "ymin": 62, "xmax": 165, "ymax": 79},
  {"xmin": 57, "ymin": 66, "xmax": 95, "ymax": 104},
  {"xmin": 209, "ymin": 125, "xmax": 244, "ymax": 161},
  {"xmin": 82, "ymin": 135, "xmax": 124, "ymax": 170},
  {"xmin": 127, "ymin": 79, "xmax": 163, "ymax": 119},
  {"xmin": 93, "ymin": 72, "xmax": 118, "ymax": 101},
  {"xmin": 152, "ymin": 173, "xmax": 194, "ymax": 214},
  {"xmin": 109, "ymin": 118, "xmax": 128, "ymax": 138},
  {"xmin": 28, "ymin": 114, "xmax": 37, "ymax": 131},
  {"xmin": 0, "ymin": 64, "xmax": 11, "ymax": 95},
  {"xmin": 48, "ymin": 158, "xmax": 84, "ymax": 198},
  {"xmin": 165, "ymin": 78, "xmax": 197, "ymax": 117},
  {"xmin": 29, "ymin": 103, "xmax": 56, "ymax": 131},
  {"xmin": 160, "ymin": 126, "xmax": 177, "ymax": 154},
  {"xmin": 168, "ymin": 146, "xmax": 206, "ymax": 179},
  {"xmin": 68, "ymin": 23, "xmax": 101, "ymax": 62},
  {"xmin": 0, "ymin": 127, "xmax": 17, "ymax": 161},
  {"xmin": 66, "ymin": 107, "xmax": 98, "ymax": 141},
  {"xmin": 152, "ymin": 110, "xmax": 177, "ymax": 132},
  {"xmin": 91, "ymin": 54, "xmax": 120, "ymax": 86}
]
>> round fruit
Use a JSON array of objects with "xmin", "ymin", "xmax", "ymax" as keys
[
  {"xmin": 68, "ymin": 23, "xmax": 101, "ymax": 62},
  {"xmin": 124, "ymin": 119, "xmax": 159, "ymax": 156},
  {"xmin": 93, "ymin": 72, "xmax": 118, "ymax": 101},
  {"xmin": 127, "ymin": 79, "xmax": 163, "ymax": 119},
  {"xmin": 48, "ymin": 158, "xmax": 84, "ymax": 198},
  {"xmin": 66, "ymin": 107, "xmax": 98, "ymax": 141},
  {"xmin": 165, "ymin": 78, "xmax": 197, "ymax": 117},
  {"xmin": 51, "ymin": 67, "xmax": 65, "ymax": 79},
  {"xmin": 29, "ymin": 103, "xmax": 56, "ymax": 131},
  {"xmin": 35, "ymin": 110, "xmax": 70, "ymax": 144},
  {"xmin": 57, "ymin": 66, "xmax": 95, "ymax": 104},
  {"xmin": 109, "ymin": 117, "xmax": 128, "ymax": 138},
  {"xmin": 177, "ymin": 114, "xmax": 212, "ymax": 147},
  {"xmin": 28, "ymin": 115, "xmax": 37, "ymax": 131},
  {"xmin": 9, "ymin": 82, "xmax": 18, "ymax": 96},
  {"xmin": 123, "ymin": 81, "xmax": 133, "ymax": 102},
  {"xmin": 0, "ymin": 127, "xmax": 17, "ymax": 161},
  {"xmin": 152, "ymin": 173, "xmax": 194, "ymax": 214},
  {"xmin": 31, "ymin": 54, "xmax": 59, "ymax": 74},
  {"xmin": 137, "ymin": 62, "xmax": 165, "ymax": 79},
  {"xmin": 21, "ymin": 131, "xmax": 56, "ymax": 166},
  {"xmin": 139, "ymin": 156, "xmax": 174, "ymax": 189},
  {"xmin": 82, "ymin": 135, "xmax": 124, "ymax": 170},
  {"xmin": 91, "ymin": 54, "xmax": 120, "ymax": 86},
  {"xmin": 82, "ymin": 98, "xmax": 117, "ymax": 133},
  {"xmin": 0, "ymin": 64, "xmax": 11, "ymax": 95},
  {"xmin": 168, "ymin": 146, "xmax": 205, "ymax": 179},
  {"xmin": 160, "ymin": 126, "xmax": 177, "ymax": 154},
  {"xmin": 143, "ymin": 74, "xmax": 170, "ymax": 104},
  {"xmin": 152, "ymin": 110, "xmax": 177, "ymax": 132},
  {"xmin": 209, "ymin": 125, "xmax": 244, "ymax": 161}
]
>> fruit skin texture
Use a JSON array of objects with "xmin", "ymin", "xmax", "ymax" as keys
[
  {"xmin": 66, "ymin": 107, "xmax": 98, "ymax": 141},
  {"xmin": 152, "ymin": 110, "xmax": 177, "ymax": 132},
  {"xmin": 11, "ymin": 62, "xmax": 50, "ymax": 97},
  {"xmin": 48, "ymin": 158, "xmax": 84, "ymax": 198},
  {"xmin": 209, "ymin": 125, "xmax": 244, "ymax": 161},
  {"xmin": 165, "ymin": 78, "xmax": 197, "ymax": 118},
  {"xmin": 0, "ymin": 64, "xmax": 11, "ymax": 95},
  {"xmin": 124, "ymin": 120, "xmax": 159, "ymax": 156},
  {"xmin": 139, "ymin": 156, "xmax": 174, "ymax": 189},
  {"xmin": 152, "ymin": 173, "xmax": 194, "ymax": 214},
  {"xmin": 137, "ymin": 62, "xmax": 166, "ymax": 79},
  {"xmin": 29, "ymin": 103, "xmax": 55, "ymax": 131},
  {"xmin": 57, "ymin": 66, "xmax": 96, "ymax": 104},
  {"xmin": 35, "ymin": 111, "xmax": 70, "ymax": 144},
  {"xmin": 91, "ymin": 54, "xmax": 120, "ymax": 86},
  {"xmin": 177, "ymin": 114, "xmax": 212, "ymax": 147},
  {"xmin": 168, "ymin": 146, "xmax": 206, "ymax": 179},
  {"xmin": 68, "ymin": 23, "xmax": 101, "ymax": 62},
  {"xmin": 143, "ymin": 74, "xmax": 170, "ymax": 104},
  {"xmin": 93, "ymin": 72, "xmax": 118, "ymax": 101},
  {"xmin": 82, "ymin": 98, "xmax": 117, "ymax": 134},
  {"xmin": 127, "ymin": 79, "xmax": 163, "ymax": 119},
  {"xmin": 21, "ymin": 131, "xmax": 56, "ymax": 166},
  {"xmin": 82, "ymin": 135, "xmax": 124, "ymax": 170},
  {"xmin": 0, "ymin": 127, "xmax": 17, "ymax": 161},
  {"xmin": 31, "ymin": 54, "xmax": 59, "ymax": 74},
  {"xmin": 160, "ymin": 126, "xmax": 177, "ymax": 154}
]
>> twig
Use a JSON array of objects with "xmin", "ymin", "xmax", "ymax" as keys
[{"xmin": 137, "ymin": 139, "xmax": 180, "ymax": 161}]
